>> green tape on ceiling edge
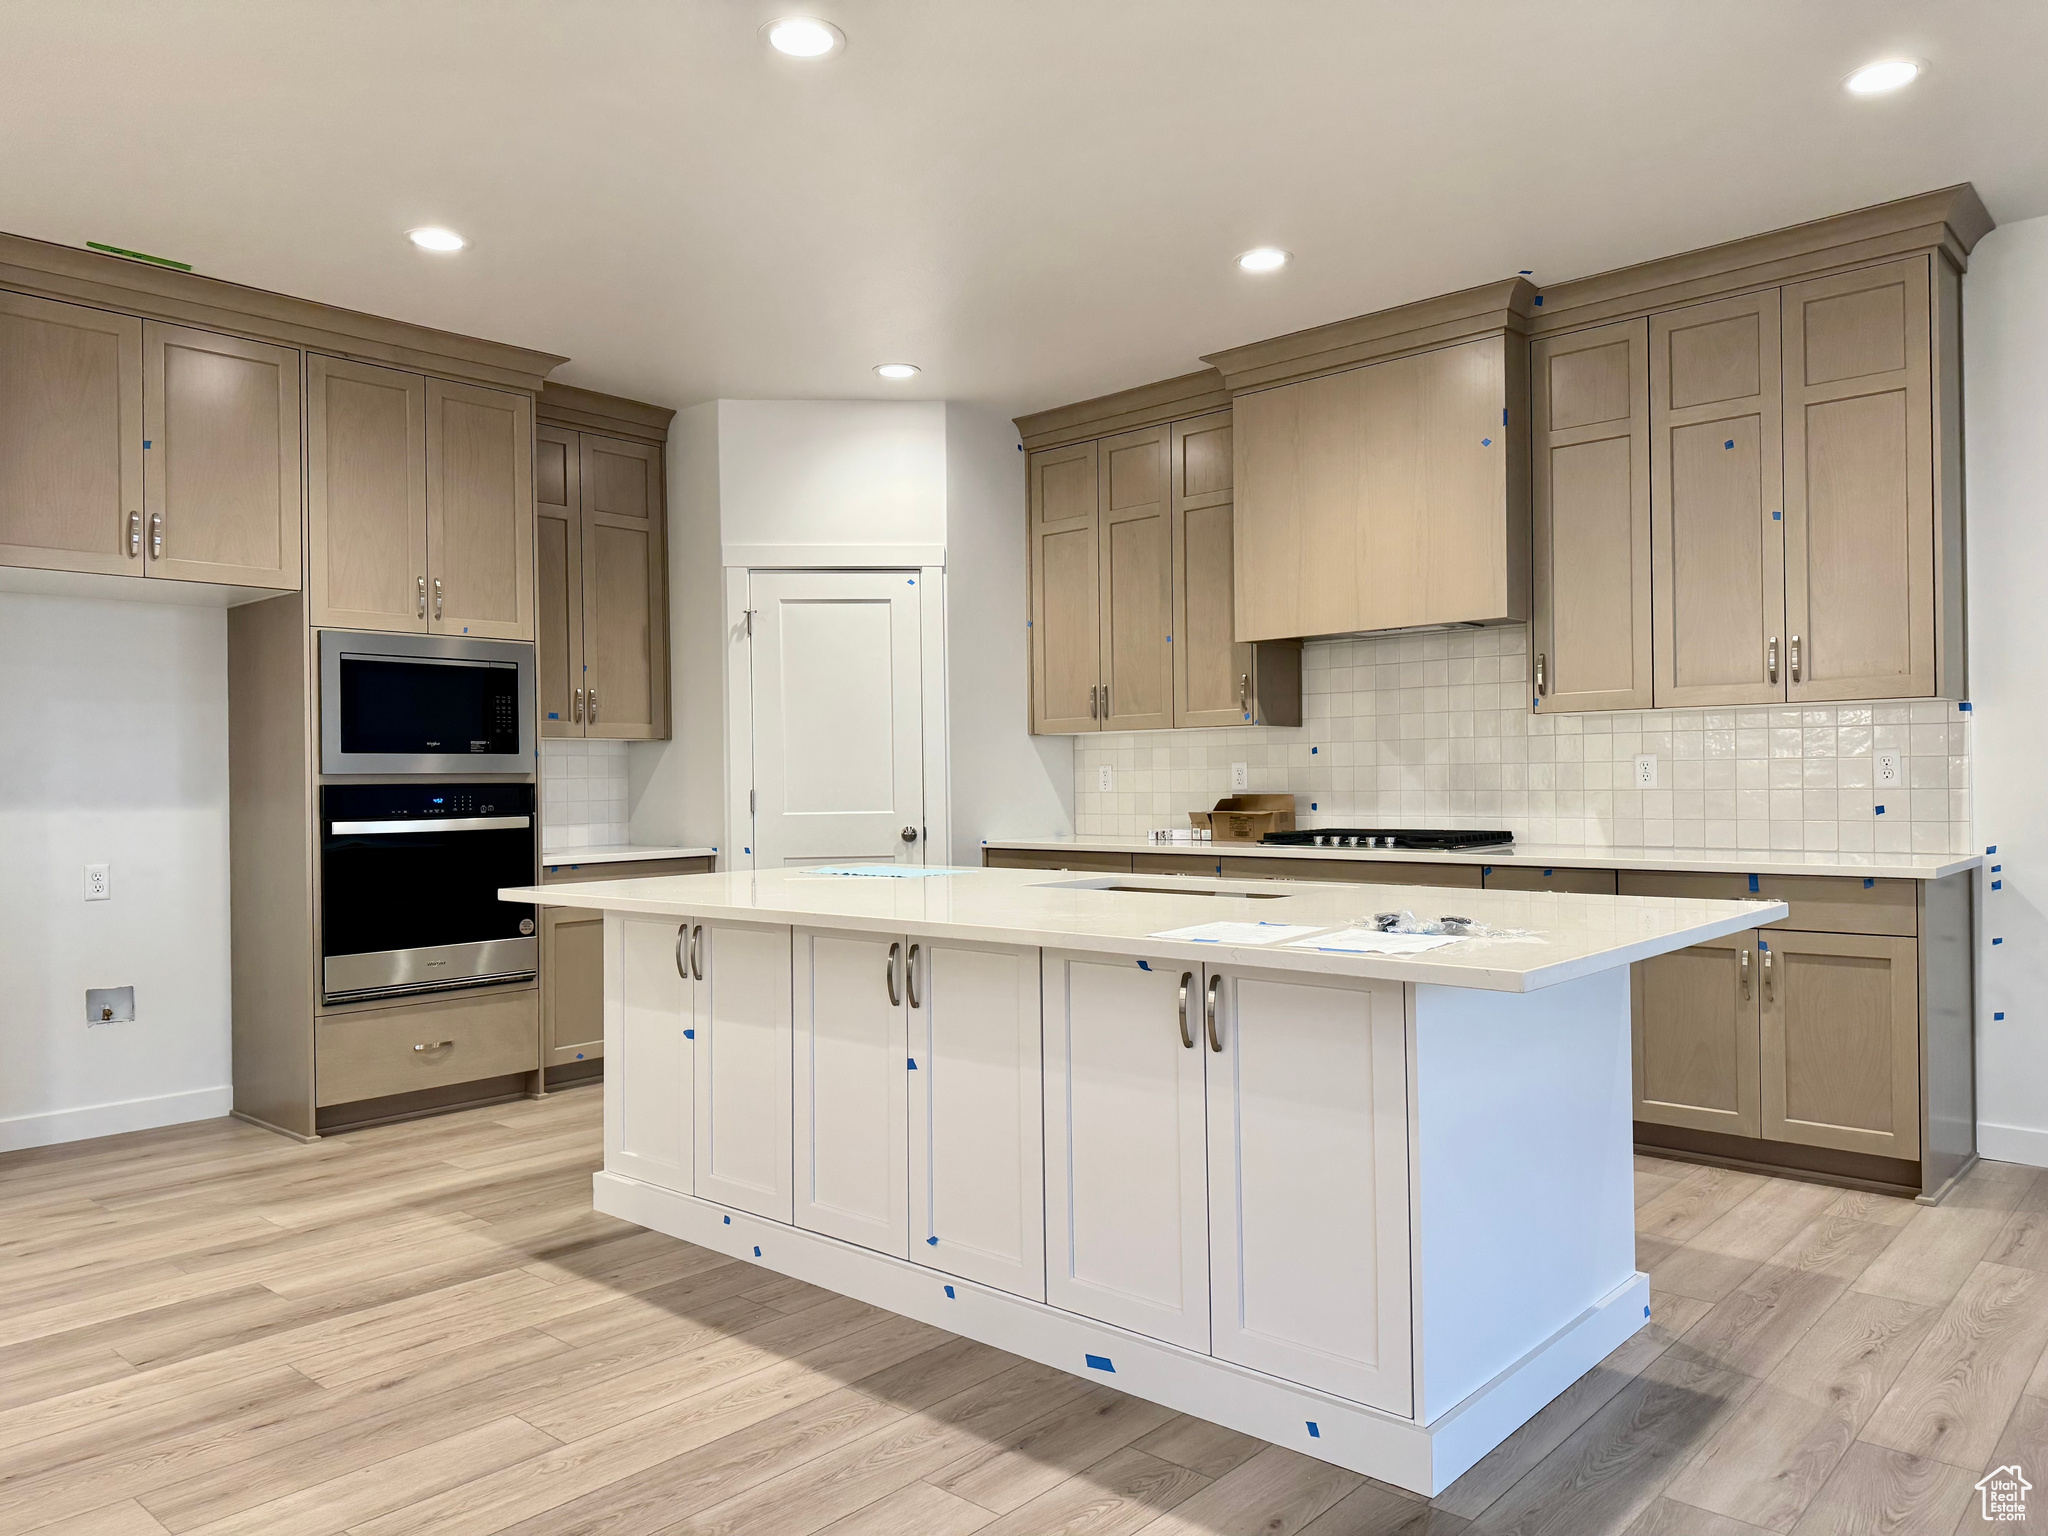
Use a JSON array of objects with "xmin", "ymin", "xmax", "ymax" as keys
[{"xmin": 86, "ymin": 242, "xmax": 193, "ymax": 272}]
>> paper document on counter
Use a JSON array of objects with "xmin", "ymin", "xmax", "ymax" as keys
[
  {"xmin": 1288, "ymin": 928, "xmax": 1464, "ymax": 955},
  {"xmin": 1147, "ymin": 921, "xmax": 1326, "ymax": 945},
  {"xmin": 801, "ymin": 866, "xmax": 957, "ymax": 879}
]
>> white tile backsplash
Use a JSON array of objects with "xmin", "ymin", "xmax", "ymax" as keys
[
  {"xmin": 1075, "ymin": 626, "xmax": 1973, "ymax": 853},
  {"xmin": 541, "ymin": 739, "xmax": 630, "ymax": 851}
]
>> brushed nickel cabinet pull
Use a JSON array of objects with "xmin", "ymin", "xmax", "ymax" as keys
[
  {"xmin": 433, "ymin": 577, "xmax": 444, "ymax": 620},
  {"xmin": 1790, "ymin": 635, "xmax": 1801, "ymax": 684},
  {"xmin": 128, "ymin": 510, "xmax": 141, "ymax": 558},
  {"xmin": 675, "ymin": 923, "xmax": 688, "ymax": 980},
  {"xmin": 413, "ymin": 1040, "xmax": 454, "ymax": 1052},
  {"xmin": 1178, "ymin": 971, "xmax": 1194, "ymax": 1049},
  {"xmin": 907, "ymin": 943, "xmax": 921, "ymax": 1008},
  {"xmin": 1762, "ymin": 946, "xmax": 1774, "ymax": 1001},
  {"xmin": 1768, "ymin": 637, "xmax": 1779, "ymax": 684},
  {"xmin": 1536, "ymin": 652, "xmax": 1547, "ymax": 695},
  {"xmin": 573, "ymin": 686, "xmax": 584, "ymax": 723},
  {"xmin": 690, "ymin": 922, "xmax": 703, "ymax": 981},
  {"xmin": 417, "ymin": 575, "xmax": 426, "ymax": 618},
  {"xmin": 1239, "ymin": 673, "xmax": 1250, "ymax": 714},
  {"xmin": 1205, "ymin": 973, "xmax": 1223, "ymax": 1052},
  {"xmin": 1740, "ymin": 945, "xmax": 1751, "ymax": 998},
  {"xmin": 1088, "ymin": 684, "xmax": 1098, "ymax": 720},
  {"xmin": 886, "ymin": 941, "xmax": 902, "ymax": 1007},
  {"xmin": 588, "ymin": 688, "xmax": 598, "ymax": 724},
  {"xmin": 149, "ymin": 511, "xmax": 163, "ymax": 560}
]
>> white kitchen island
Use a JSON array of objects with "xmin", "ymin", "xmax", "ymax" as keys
[{"xmin": 502, "ymin": 865, "xmax": 1784, "ymax": 1496}]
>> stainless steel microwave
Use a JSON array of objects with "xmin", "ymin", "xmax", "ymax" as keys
[{"xmin": 319, "ymin": 631, "xmax": 535, "ymax": 776}]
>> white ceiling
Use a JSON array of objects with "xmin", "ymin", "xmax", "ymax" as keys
[{"xmin": 5, "ymin": 1, "xmax": 2045, "ymax": 420}]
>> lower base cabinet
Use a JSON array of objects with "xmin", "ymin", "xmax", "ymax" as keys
[
  {"xmin": 794, "ymin": 929, "xmax": 910, "ymax": 1257},
  {"xmin": 608, "ymin": 914, "xmax": 692, "ymax": 1194},
  {"xmin": 540, "ymin": 855, "xmax": 716, "ymax": 1070},
  {"xmin": 691, "ymin": 919, "xmax": 794, "ymax": 1221},
  {"xmin": 1631, "ymin": 930, "xmax": 1762, "ymax": 1137}
]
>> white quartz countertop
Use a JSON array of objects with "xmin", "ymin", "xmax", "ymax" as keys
[
  {"xmin": 539, "ymin": 845, "xmax": 717, "ymax": 867},
  {"xmin": 982, "ymin": 835, "xmax": 1983, "ymax": 882},
  {"xmin": 501, "ymin": 866, "xmax": 1787, "ymax": 993}
]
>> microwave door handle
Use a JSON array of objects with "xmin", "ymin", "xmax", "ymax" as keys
[{"xmin": 328, "ymin": 816, "xmax": 533, "ymax": 834}]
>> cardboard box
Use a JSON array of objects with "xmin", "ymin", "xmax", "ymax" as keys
[{"xmin": 1189, "ymin": 794, "xmax": 1297, "ymax": 844}]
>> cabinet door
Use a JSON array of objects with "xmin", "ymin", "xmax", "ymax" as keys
[
  {"xmin": 909, "ymin": 938, "xmax": 1045, "ymax": 1299},
  {"xmin": 1043, "ymin": 952, "xmax": 1209, "ymax": 1350},
  {"xmin": 1206, "ymin": 968, "xmax": 1412, "ymax": 1413},
  {"xmin": 1098, "ymin": 425, "xmax": 1173, "ymax": 730},
  {"xmin": 0, "ymin": 291, "xmax": 142, "ymax": 576},
  {"xmin": 1532, "ymin": 320, "xmax": 1651, "ymax": 712},
  {"xmin": 691, "ymin": 919, "xmax": 794, "ymax": 1221},
  {"xmin": 543, "ymin": 906, "xmax": 604, "ymax": 1066},
  {"xmin": 1029, "ymin": 440, "xmax": 1101, "ymax": 733},
  {"xmin": 535, "ymin": 425, "xmax": 583, "ymax": 735},
  {"xmin": 427, "ymin": 378, "xmax": 534, "ymax": 640},
  {"xmin": 1762, "ymin": 931, "xmax": 1919, "ymax": 1159},
  {"xmin": 606, "ymin": 913, "xmax": 692, "ymax": 1194},
  {"xmin": 1630, "ymin": 931, "xmax": 1761, "ymax": 1137},
  {"xmin": 307, "ymin": 355, "xmax": 428, "ymax": 632},
  {"xmin": 1651, "ymin": 292, "xmax": 1784, "ymax": 706},
  {"xmin": 793, "ymin": 929, "xmax": 908, "ymax": 1257},
  {"xmin": 1171, "ymin": 411, "xmax": 1252, "ymax": 727},
  {"xmin": 143, "ymin": 323, "xmax": 301, "ymax": 589},
  {"xmin": 1783, "ymin": 259, "xmax": 1935, "ymax": 701},
  {"xmin": 580, "ymin": 433, "xmax": 669, "ymax": 739}
]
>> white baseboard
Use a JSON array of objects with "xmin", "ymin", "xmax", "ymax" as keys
[
  {"xmin": 1979, "ymin": 1121, "xmax": 2048, "ymax": 1170},
  {"xmin": 595, "ymin": 1169, "xmax": 1647, "ymax": 1496},
  {"xmin": 0, "ymin": 1085, "xmax": 233, "ymax": 1154}
]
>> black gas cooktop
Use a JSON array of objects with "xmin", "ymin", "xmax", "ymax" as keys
[{"xmin": 1260, "ymin": 828, "xmax": 1513, "ymax": 853}]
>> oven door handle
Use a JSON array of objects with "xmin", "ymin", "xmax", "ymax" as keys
[{"xmin": 329, "ymin": 816, "xmax": 533, "ymax": 835}]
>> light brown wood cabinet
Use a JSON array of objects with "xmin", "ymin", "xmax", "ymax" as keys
[
  {"xmin": 309, "ymin": 358, "xmax": 534, "ymax": 639},
  {"xmin": 1761, "ymin": 930, "xmax": 1920, "ymax": 1159},
  {"xmin": 1231, "ymin": 334, "xmax": 1528, "ymax": 642},
  {"xmin": 1029, "ymin": 412, "xmax": 1299, "ymax": 735},
  {"xmin": 1531, "ymin": 319, "xmax": 1651, "ymax": 712},
  {"xmin": 535, "ymin": 423, "xmax": 669, "ymax": 739},
  {"xmin": 1632, "ymin": 930, "xmax": 1763, "ymax": 1138},
  {"xmin": 0, "ymin": 293, "xmax": 302, "ymax": 589}
]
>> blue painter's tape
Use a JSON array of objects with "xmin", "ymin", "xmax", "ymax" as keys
[
  {"xmin": 576, "ymin": 1052, "xmax": 584, "ymax": 1059},
  {"xmin": 908, "ymin": 1057, "xmax": 918, "ymax": 1069},
  {"xmin": 144, "ymin": 440, "xmax": 152, "ymax": 449},
  {"xmin": 1773, "ymin": 510, "xmax": 1781, "ymax": 520},
  {"xmin": 1865, "ymin": 878, "xmax": 1875, "ymax": 888},
  {"xmin": 1876, "ymin": 805, "xmax": 1886, "ymax": 815},
  {"xmin": 1544, "ymin": 868, "xmax": 1553, "ymax": 876},
  {"xmin": 1995, "ymin": 937, "xmax": 2005, "ymax": 945},
  {"xmin": 1311, "ymin": 746, "xmax": 1317, "ymax": 754},
  {"xmin": 1961, "ymin": 701, "xmax": 1973, "ymax": 711},
  {"xmin": 1311, "ymin": 802, "xmax": 1318, "ymax": 810},
  {"xmin": 1997, "ymin": 1012, "xmax": 2007, "ymax": 1020},
  {"xmin": 944, "ymin": 1285, "xmax": 955, "ymax": 1298},
  {"xmin": 1483, "ymin": 867, "xmax": 1493, "ymax": 876},
  {"xmin": 1995, "ymin": 881, "xmax": 2004, "ymax": 890},
  {"xmin": 1533, "ymin": 295, "xmax": 1544, "ymax": 305},
  {"xmin": 723, "ymin": 1215, "xmax": 730, "ymax": 1224},
  {"xmin": 1137, "ymin": 960, "xmax": 1152, "ymax": 971},
  {"xmin": 1306, "ymin": 1421, "xmax": 1321, "ymax": 1438},
  {"xmin": 753, "ymin": 1246, "xmax": 762, "ymax": 1257},
  {"xmin": 684, "ymin": 1028, "xmax": 694, "ymax": 1039},
  {"xmin": 548, "ymin": 712, "xmax": 560, "ymax": 720},
  {"xmin": 1504, "ymin": 407, "xmax": 1510, "ymax": 423},
  {"xmin": 1990, "ymin": 845, "xmax": 1999, "ymax": 854},
  {"xmin": 745, "ymin": 847, "xmax": 750, "ymax": 854},
  {"xmin": 1482, "ymin": 437, "xmax": 1493, "ymax": 447},
  {"xmin": 1644, "ymin": 1303, "xmax": 1652, "ymax": 1318},
  {"xmin": 1085, "ymin": 1354, "xmax": 1115, "ymax": 1373},
  {"xmin": 1749, "ymin": 874, "xmax": 1759, "ymax": 893},
  {"xmin": 1994, "ymin": 865, "xmax": 2003, "ymax": 873},
  {"xmin": 1759, "ymin": 939, "xmax": 1770, "ymax": 951},
  {"xmin": 927, "ymin": 1235, "xmax": 939, "ymax": 1246},
  {"xmin": 1724, "ymin": 439, "xmax": 1734, "ymax": 449},
  {"xmin": 1520, "ymin": 269, "xmax": 1532, "ymax": 275},
  {"xmin": 1166, "ymin": 634, "xmax": 1172, "ymax": 642},
  {"xmin": 907, "ymin": 578, "xmax": 915, "ymax": 584}
]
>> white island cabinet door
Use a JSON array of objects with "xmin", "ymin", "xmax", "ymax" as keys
[
  {"xmin": 910, "ymin": 940, "xmax": 1045, "ymax": 1299},
  {"xmin": 1043, "ymin": 952, "xmax": 1210, "ymax": 1349},
  {"xmin": 606, "ymin": 914, "xmax": 693, "ymax": 1195},
  {"xmin": 794, "ymin": 929, "xmax": 909, "ymax": 1256},
  {"xmin": 691, "ymin": 920, "xmax": 795, "ymax": 1222},
  {"xmin": 1207, "ymin": 969, "xmax": 1413, "ymax": 1414}
]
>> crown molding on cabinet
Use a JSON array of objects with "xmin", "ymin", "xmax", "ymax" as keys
[
  {"xmin": 1013, "ymin": 368, "xmax": 1230, "ymax": 451},
  {"xmin": 1527, "ymin": 183, "xmax": 1994, "ymax": 335},
  {"xmin": 0, "ymin": 229, "xmax": 568, "ymax": 393},
  {"xmin": 538, "ymin": 381, "xmax": 676, "ymax": 445},
  {"xmin": 1201, "ymin": 278, "xmax": 1536, "ymax": 395}
]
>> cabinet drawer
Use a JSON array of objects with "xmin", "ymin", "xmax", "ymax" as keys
[
  {"xmin": 984, "ymin": 849, "xmax": 1133, "ymax": 873},
  {"xmin": 1221, "ymin": 856, "xmax": 1483, "ymax": 889},
  {"xmin": 1484, "ymin": 865, "xmax": 1617, "ymax": 894},
  {"xmin": 542, "ymin": 856, "xmax": 714, "ymax": 883},
  {"xmin": 1616, "ymin": 871, "xmax": 1916, "ymax": 936},
  {"xmin": 316, "ymin": 989, "xmax": 539, "ymax": 1107},
  {"xmin": 1133, "ymin": 852, "xmax": 1224, "ymax": 875}
]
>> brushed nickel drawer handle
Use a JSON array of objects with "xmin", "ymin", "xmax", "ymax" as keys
[
  {"xmin": 1768, "ymin": 636, "xmax": 1779, "ymax": 685},
  {"xmin": 1790, "ymin": 634, "xmax": 1801, "ymax": 684},
  {"xmin": 588, "ymin": 688, "xmax": 598, "ymax": 724},
  {"xmin": 1178, "ymin": 971, "xmax": 1194, "ymax": 1049},
  {"xmin": 417, "ymin": 575, "xmax": 426, "ymax": 618},
  {"xmin": 675, "ymin": 923, "xmax": 688, "ymax": 980},
  {"xmin": 128, "ymin": 509, "xmax": 141, "ymax": 558},
  {"xmin": 433, "ymin": 577, "xmax": 444, "ymax": 621},
  {"xmin": 886, "ymin": 941, "xmax": 902, "ymax": 1007},
  {"xmin": 906, "ymin": 943, "xmax": 921, "ymax": 1008},
  {"xmin": 690, "ymin": 923, "xmax": 703, "ymax": 981},
  {"xmin": 1740, "ymin": 945, "xmax": 1751, "ymax": 998},
  {"xmin": 414, "ymin": 1040, "xmax": 455, "ymax": 1052},
  {"xmin": 1205, "ymin": 973, "xmax": 1223, "ymax": 1052},
  {"xmin": 149, "ymin": 510, "xmax": 163, "ymax": 560}
]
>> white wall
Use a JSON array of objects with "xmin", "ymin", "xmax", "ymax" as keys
[
  {"xmin": 944, "ymin": 401, "xmax": 1074, "ymax": 862},
  {"xmin": 1964, "ymin": 214, "xmax": 2048, "ymax": 1165},
  {"xmin": 0, "ymin": 593, "xmax": 232, "ymax": 1150},
  {"xmin": 717, "ymin": 399, "xmax": 947, "ymax": 556}
]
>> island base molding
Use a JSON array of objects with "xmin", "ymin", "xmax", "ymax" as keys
[{"xmin": 593, "ymin": 1168, "xmax": 1651, "ymax": 1497}]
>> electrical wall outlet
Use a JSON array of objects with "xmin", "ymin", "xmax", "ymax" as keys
[
  {"xmin": 1097, "ymin": 764, "xmax": 1114, "ymax": 792},
  {"xmin": 84, "ymin": 863, "xmax": 110, "ymax": 901},
  {"xmin": 1230, "ymin": 761, "xmax": 1250, "ymax": 791},
  {"xmin": 86, "ymin": 986, "xmax": 134, "ymax": 1025},
  {"xmin": 1875, "ymin": 751, "xmax": 1902, "ymax": 787},
  {"xmin": 1633, "ymin": 755, "xmax": 1659, "ymax": 789}
]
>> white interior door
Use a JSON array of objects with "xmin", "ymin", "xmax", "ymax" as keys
[
  {"xmin": 1043, "ymin": 951, "xmax": 1211, "ymax": 1350},
  {"xmin": 793, "ymin": 928, "xmax": 909, "ymax": 1257},
  {"xmin": 747, "ymin": 569, "xmax": 926, "ymax": 867}
]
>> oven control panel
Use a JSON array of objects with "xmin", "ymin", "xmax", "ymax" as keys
[{"xmin": 321, "ymin": 781, "xmax": 533, "ymax": 824}]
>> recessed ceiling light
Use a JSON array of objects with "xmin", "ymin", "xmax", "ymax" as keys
[
  {"xmin": 407, "ymin": 227, "xmax": 467, "ymax": 253},
  {"xmin": 1844, "ymin": 58, "xmax": 1922, "ymax": 95},
  {"xmin": 1236, "ymin": 247, "xmax": 1291, "ymax": 273},
  {"xmin": 765, "ymin": 17, "xmax": 844, "ymax": 57},
  {"xmin": 874, "ymin": 363, "xmax": 920, "ymax": 380}
]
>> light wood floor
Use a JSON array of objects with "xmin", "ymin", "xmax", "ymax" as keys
[{"xmin": 5, "ymin": 1090, "xmax": 2046, "ymax": 1536}]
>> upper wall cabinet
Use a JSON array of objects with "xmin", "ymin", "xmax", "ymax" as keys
[
  {"xmin": 1228, "ymin": 332, "xmax": 1530, "ymax": 642},
  {"xmin": 0, "ymin": 293, "xmax": 301, "ymax": 589},
  {"xmin": 309, "ymin": 358, "xmax": 534, "ymax": 640},
  {"xmin": 1024, "ymin": 401, "xmax": 1301, "ymax": 736},
  {"xmin": 1530, "ymin": 320, "xmax": 1651, "ymax": 712},
  {"xmin": 536, "ymin": 418, "xmax": 670, "ymax": 739}
]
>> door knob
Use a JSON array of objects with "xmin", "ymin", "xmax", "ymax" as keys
[{"xmin": 901, "ymin": 826, "xmax": 918, "ymax": 843}]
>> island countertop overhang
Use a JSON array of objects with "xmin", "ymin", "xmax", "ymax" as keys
[{"xmin": 502, "ymin": 866, "xmax": 1787, "ymax": 993}]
